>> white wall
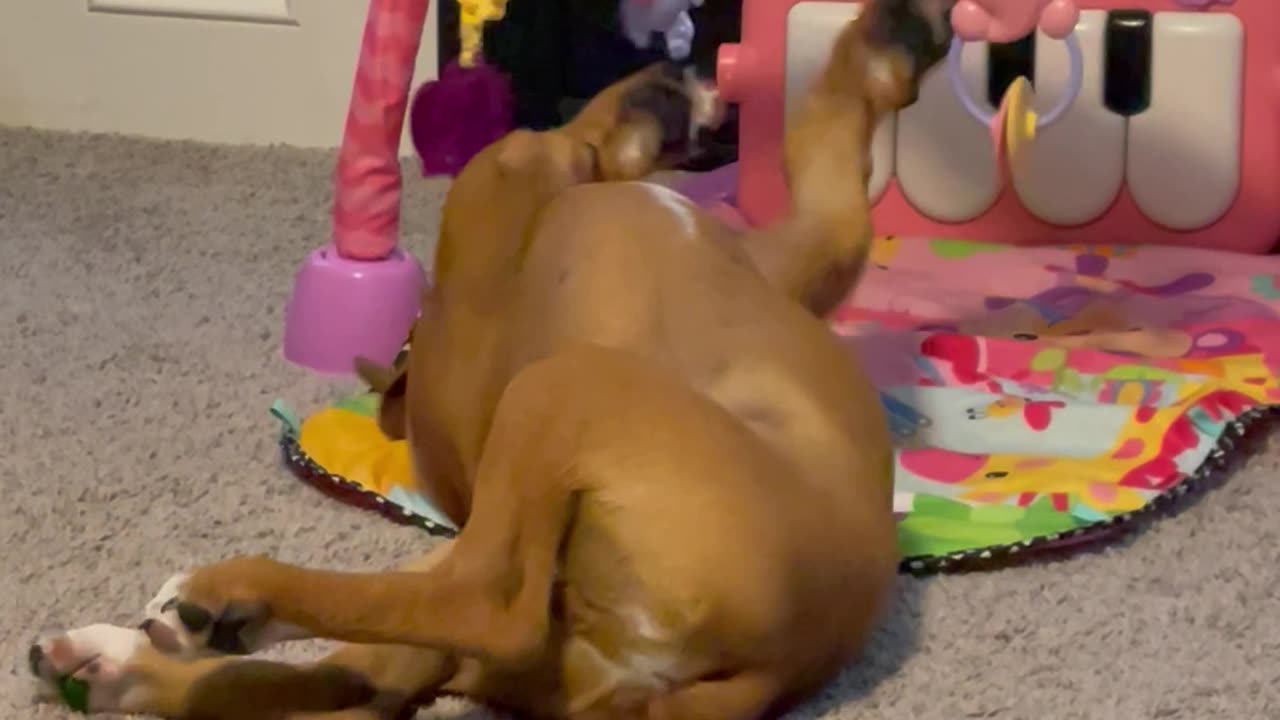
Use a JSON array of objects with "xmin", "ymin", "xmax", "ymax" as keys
[{"xmin": 0, "ymin": 0, "xmax": 438, "ymax": 150}]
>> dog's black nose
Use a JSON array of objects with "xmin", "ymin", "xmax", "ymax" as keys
[{"xmin": 28, "ymin": 643, "xmax": 44, "ymax": 676}]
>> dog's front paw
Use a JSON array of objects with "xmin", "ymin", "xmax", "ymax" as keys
[
  {"xmin": 598, "ymin": 62, "xmax": 726, "ymax": 180},
  {"xmin": 29, "ymin": 624, "xmax": 159, "ymax": 714},
  {"xmin": 625, "ymin": 62, "xmax": 725, "ymax": 155},
  {"xmin": 143, "ymin": 556, "xmax": 309, "ymax": 657},
  {"xmin": 863, "ymin": 0, "xmax": 954, "ymax": 86}
]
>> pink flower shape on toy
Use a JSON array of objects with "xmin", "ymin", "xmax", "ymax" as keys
[{"xmin": 951, "ymin": 0, "xmax": 1079, "ymax": 43}]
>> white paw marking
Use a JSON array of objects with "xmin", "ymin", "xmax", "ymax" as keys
[
  {"xmin": 47, "ymin": 624, "xmax": 147, "ymax": 673},
  {"xmin": 144, "ymin": 572, "xmax": 189, "ymax": 617},
  {"xmin": 141, "ymin": 571, "xmax": 312, "ymax": 656},
  {"xmin": 142, "ymin": 573, "xmax": 202, "ymax": 656},
  {"xmin": 32, "ymin": 624, "xmax": 150, "ymax": 713},
  {"xmin": 69, "ymin": 624, "xmax": 146, "ymax": 663}
]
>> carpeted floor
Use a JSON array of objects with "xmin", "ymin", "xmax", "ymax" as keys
[{"xmin": 2, "ymin": 126, "xmax": 1279, "ymax": 719}]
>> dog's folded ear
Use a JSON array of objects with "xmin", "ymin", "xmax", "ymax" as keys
[{"xmin": 354, "ymin": 357, "xmax": 410, "ymax": 440}]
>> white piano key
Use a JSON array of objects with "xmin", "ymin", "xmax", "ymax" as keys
[
  {"xmin": 895, "ymin": 37, "xmax": 1000, "ymax": 223},
  {"xmin": 1127, "ymin": 12, "xmax": 1244, "ymax": 231},
  {"xmin": 784, "ymin": 2, "xmax": 897, "ymax": 203},
  {"xmin": 1010, "ymin": 11, "xmax": 1125, "ymax": 226}
]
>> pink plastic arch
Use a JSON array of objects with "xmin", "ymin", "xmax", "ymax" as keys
[
  {"xmin": 952, "ymin": 0, "xmax": 1080, "ymax": 43},
  {"xmin": 331, "ymin": 0, "xmax": 431, "ymax": 261}
]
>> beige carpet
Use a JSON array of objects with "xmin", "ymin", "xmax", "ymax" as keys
[{"xmin": 2, "ymin": 127, "xmax": 1279, "ymax": 719}]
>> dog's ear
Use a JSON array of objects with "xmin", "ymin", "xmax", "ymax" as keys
[
  {"xmin": 354, "ymin": 357, "xmax": 409, "ymax": 440},
  {"xmin": 354, "ymin": 357, "xmax": 400, "ymax": 394}
]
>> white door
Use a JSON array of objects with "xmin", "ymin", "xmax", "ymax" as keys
[{"xmin": 0, "ymin": 0, "xmax": 438, "ymax": 150}]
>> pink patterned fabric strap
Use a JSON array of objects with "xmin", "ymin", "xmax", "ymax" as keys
[{"xmin": 332, "ymin": 0, "xmax": 430, "ymax": 261}]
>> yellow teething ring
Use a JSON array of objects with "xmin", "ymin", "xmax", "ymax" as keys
[{"xmin": 1003, "ymin": 76, "xmax": 1037, "ymax": 166}]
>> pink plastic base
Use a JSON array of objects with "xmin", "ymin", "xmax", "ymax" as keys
[{"xmin": 282, "ymin": 245, "xmax": 427, "ymax": 376}]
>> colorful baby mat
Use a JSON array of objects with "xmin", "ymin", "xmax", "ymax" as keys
[{"xmin": 274, "ymin": 238, "xmax": 1280, "ymax": 574}]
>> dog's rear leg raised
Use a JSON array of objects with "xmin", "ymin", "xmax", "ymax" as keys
[{"xmin": 740, "ymin": 0, "xmax": 952, "ymax": 316}]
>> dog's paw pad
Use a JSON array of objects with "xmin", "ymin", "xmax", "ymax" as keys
[{"xmin": 141, "ymin": 565, "xmax": 308, "ymax": 656}]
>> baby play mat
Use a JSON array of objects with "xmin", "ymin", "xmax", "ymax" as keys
[{"xmin": 275, "ymin": 238, "xmax": 1280, "ymax": 574}]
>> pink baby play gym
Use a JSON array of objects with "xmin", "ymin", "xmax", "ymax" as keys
[{"xmin": 275, "ymin": 0, "xmax": 1280, "ymax": 572}]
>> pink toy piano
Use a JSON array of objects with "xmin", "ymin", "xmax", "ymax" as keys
[{"xmin": 708, "ymin": 0, "xmax": 1280, "ymax": 252}]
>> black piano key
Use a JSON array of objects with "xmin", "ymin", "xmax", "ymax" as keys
[
  {"xmin": 987, "ymin": 33, "xmax": 1036, "ymax": 107},
  {"xmin": 1104, "ymin": 10, "xmax": 1153, "ymax": 116}
]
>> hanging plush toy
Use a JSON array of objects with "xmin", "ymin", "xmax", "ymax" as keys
[
  {"xmin": 408, "ymin": 0, "xmax": 515, "ymax": 177},
  {"xmin": 618, "ymin": 0, "xmax": 702, "ymax": 61}
]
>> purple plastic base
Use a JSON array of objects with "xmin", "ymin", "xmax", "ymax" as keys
[
  {"xmin": 282, "ymin": 245, "xmax": 427, "ymax": 376},
  {"xmin": 673, "ymin": 163, "xmax": 751, "ymax": 229},
  {"xmin": 674, "ymin": 162, "xmax": 740, "ymax": 206}
]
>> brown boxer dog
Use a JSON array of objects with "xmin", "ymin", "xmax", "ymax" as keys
[{"xmin": 29, "ymin": 2, "xmax": 953, "ymax": 718}]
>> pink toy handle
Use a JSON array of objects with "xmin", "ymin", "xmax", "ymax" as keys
[
  {"xmin": 331, "ymin": 0, "xmax": 429, "ymax": 262},
  {"xmin": 951, "ymin": 0, "xmax": 1078, "ymax": 44},
  {"xmin": 946, "ymin": 0, "xmax": 1082, "ymax": 131}
]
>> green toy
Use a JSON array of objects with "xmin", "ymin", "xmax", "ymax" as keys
[{"xmin": 55, "ymin": 674, "xmax": 90, "ymax": 713}]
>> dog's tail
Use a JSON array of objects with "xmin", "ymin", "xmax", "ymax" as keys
[{"xmin": 742, "ymin": 0, "xmax": 952, "ymax": 316}]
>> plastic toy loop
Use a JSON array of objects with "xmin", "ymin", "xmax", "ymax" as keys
[{"xmin": 946, "ymin": 31, "xmax": 1083, "ymax": 129}]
